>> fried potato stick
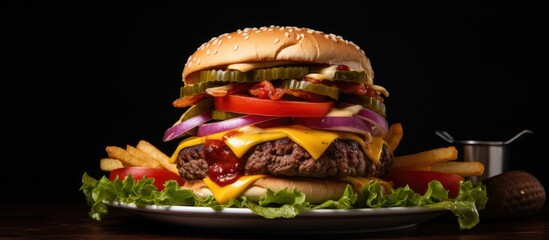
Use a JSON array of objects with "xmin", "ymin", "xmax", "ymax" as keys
[
  {"xmin": 410, "ymin": 161, "xmax": 485, "ymax": 177},
  {"xmin": 106, "ymin": 145, "xmax": 155, "ymax": 168},
  {"xmin": 99, "ymin": 158, "xmax": 124, "ymax": 171},
  {"xmin": 126, "ymin": 144, "xmax": 162, "ymax": 168},
  {"xmin": 392, "ymin": 146, "xmax": 458, "ymax": 169},
  {"xmin": 384, "ymin": 123, "xmax": 403, "ymax": 152},
  {"xmin": 136, "ymin": 140, "xmax": 179, "ymax": 175}
]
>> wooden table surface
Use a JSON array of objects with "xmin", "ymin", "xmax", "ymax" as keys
[{"xmin": 1, "ymin": 201, "xmax": 548, "ymax": 239}]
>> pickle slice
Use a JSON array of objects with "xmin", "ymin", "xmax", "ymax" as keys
[
  {"xmin": 211, "ymin": 110, "xmax": 244, "ymax": 120},
  {"xmin": 174, "ymin": 97, "xmax": 214, "ymax": 124},
  {"xmin": 180, "ymin": 82, "xmax": 223, "ymax": 97},
  {"xmin": 199, "ymin": 67, "xmax": 310, "ymax": 83},
  {"xmin": 280, "ymin": 79, "xmax": 340, "ymax": 99},
  {"xmin": 339, "ymin": 94, "xmax": 386, "ymax": 118},
  {"xmin": 199, "ymin": 69, "xmax": 252, "ymax": 82},
  {"xmin": 253, "ymin": 66, "xmax": 309, "ymax": 81},
  {"xmin": 332, "ymin": 71, "xmax": 367, "ymax": 82}
]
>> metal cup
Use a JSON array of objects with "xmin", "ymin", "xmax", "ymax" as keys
[{"xmin": 435, "ymin": 130, "xmax": 532, "ymax": 183}]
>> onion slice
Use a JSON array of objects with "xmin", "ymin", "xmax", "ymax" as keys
[
  {"xmin": 355, "ymin": 107, "xmax": 388, "ymax": 136},
  {"xmin": 197, "ymin": 115, "xmax": 283, "ymax": 137},
  {"xmin": 336, "ymin": 103, "xmax": 388, "ymax": 136},
  {"xmin": 292, "ymin": 116, "xmax": 373, "ymax": 136},
  {"xmin": 163, "ymin": 111, "xmax": 212, "ymax": 142}
]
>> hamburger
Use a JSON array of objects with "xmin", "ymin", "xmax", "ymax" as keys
[
  {"xmin": 163, "ymin": 26, "xmax": 394, "ymax": 205},
  {"xmin": 81, "ymin": 26, "xmax": 488, "ymax": 230}
]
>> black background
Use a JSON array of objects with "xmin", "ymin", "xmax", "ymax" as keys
[{"xmin": 3, "ymin": 1, "xmax": 545, "ymax": 203}]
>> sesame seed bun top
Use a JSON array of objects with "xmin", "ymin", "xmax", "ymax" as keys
[{"xmin": 182, "ymin": 26, "xmax": 374, "ymax": 85}]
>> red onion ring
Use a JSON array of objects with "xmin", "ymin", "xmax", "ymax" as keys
[
  {"xmin": 163, "ymin": 111, "xmax": 212, "ymax": 142},
  {"xmin": 197, "ymin": 115, "xmax": 284, "ymax": 137},
  {"xmin": 355, "ymin": 108, "xmax": 388, "ymax": 136},
  {"xmin": 292, "ymin": 116, "xmax": 373, "ymax": 135},
  {"xmin": 336, "ymin": 103, "xmax": 388, "ymax": 136}
]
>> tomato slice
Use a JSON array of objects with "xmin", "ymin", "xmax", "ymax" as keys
[
  {"xmin": 214, "ymin": 94, "xmax": 334, "ymax": 117},
  {"xmin": 381, "ymin": 170, "xmax": 464, "ymax": 199},
  {"xmin": 109, "ymin": 167, "xmax": 184, "ymax": 191}
]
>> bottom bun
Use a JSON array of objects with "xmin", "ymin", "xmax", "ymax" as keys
[{"xmin": 183, "ymin": 177, "xmax": 349, "ymax": 204}]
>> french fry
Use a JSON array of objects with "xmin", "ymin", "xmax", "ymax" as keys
[
  {"xmin": 384, "ymin": 123, "xmax": 403, "ymax": 152},
  {"xmin": 414, "ymin": 161, "xmax": 485, "ymax": 177},
  {"xmin": 136, "ymin": 140, "xmax": 179, "ymax": 175},
  {"xmin": 126, "ymin": 144, "xmax": 162, "ymax": 168},
  {"xmin": 392, "ymin": 146, "xmax": 458, "ymax": 169},
  {"xmin": 106, "ymin": 145, "xmax": 149, "ymax": 167},
  {"xmin": 100, "ymin": 158, "xmax": 124, "ymax": 171}
]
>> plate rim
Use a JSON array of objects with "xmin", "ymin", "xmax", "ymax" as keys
[
  {"xmin": 107, "ymin": 200, "xmax": 448, "ymax": 218},
  {"xmin": 105, "ymin": 201, "xmax": 449, "ymax": 233}
]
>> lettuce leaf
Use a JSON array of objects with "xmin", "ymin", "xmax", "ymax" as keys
[
  {"xmin": 80, "ymin": 172, "xmax": 487, "ymax": 229},
  {"xmin": 79, "ymin": 173, "xmax": 195, "ymax": 220}
]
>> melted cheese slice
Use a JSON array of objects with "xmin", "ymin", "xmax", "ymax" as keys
[
  {"xmin": 203, "ymin": 175, "xmax": 266, "ymax": 204},
  {"xmin": 169, "ymin": 125, "xmax": 387, "ymax": 164},
  {"xmin": 226, "ymin": 125, "xmax": 336, "ymax": 159}
]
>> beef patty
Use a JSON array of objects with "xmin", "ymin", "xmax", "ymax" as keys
[{"xmin": 176, "ymin": 137, "xmax": 393, "ymax": 180}]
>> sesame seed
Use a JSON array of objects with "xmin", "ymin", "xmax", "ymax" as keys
[
  {"xmin": 285, "ymin": 32, "xmax": 290, "ymax": 37},
  {"xmin": 227, "ymin": 35, "xmax": 232, "ymax": 39},
  {"xmin": 330, "ymin": 34, "xmax": 338, "ymax": 42},
  {"xmin": 274, "ymin": 38, "xmax": 279, "ymax": 44},
  {"xmin": 206, "ymin": 49, "xmax": 210, "ymax": 55},
  {"xmin": 213, "ymin": 49, "xmax": 218, "ymax": 55},
  {"xmin": 233, "ymin": 45, "xmax": 238, "ymax": 51},
  {"xmin": 197, "ymin": 59, "xmax": 201, "ymax": 65},
  {"xmin": 244, "ymin": 35, "xmax": 250, "ymax": 40}
]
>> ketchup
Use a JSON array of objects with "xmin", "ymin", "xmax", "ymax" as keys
[
  {"xmin": 336, "ymin": 64, "xmax": 350, "ymax": 71},
  {"xmin": 204, "ymin": 137, "xmax": 243, "ymax": 186}
]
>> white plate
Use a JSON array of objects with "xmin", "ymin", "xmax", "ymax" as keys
[{"xmin": 107, "ymin": 201, "xmax": 448, "ymax": 233}]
